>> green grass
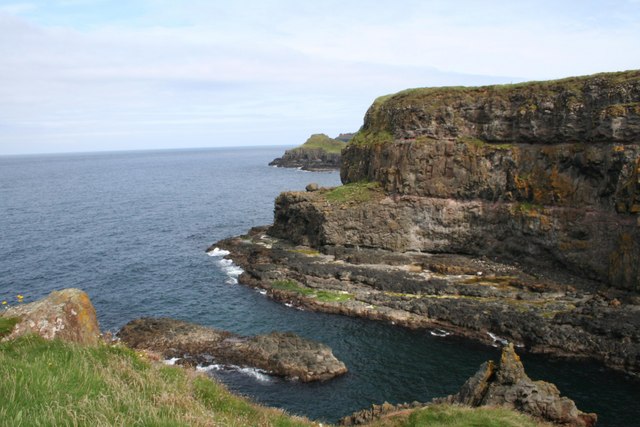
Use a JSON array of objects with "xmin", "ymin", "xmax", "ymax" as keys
[
  {"xmin": 369, "ymin": 404, "xmax": 549, "ymax": 427},
  {"xmin": 324, "ymin": 182, "xmax": 381, "ymax": 204},
  {"xmin": 0, "ymin": 335, "xmax": 312, "ymax": 427},
  {"xmin": 349, "ymin": 130, "xmax": 394, "ymax": 146},
  {"xmin": 0, "ymin": 317, "xmax": 19, "ymax": 338},
  {"xmin": 271, "ymin": 280, "xmax": 353, "ymax": 303},
  {"xmin": 291, "ymin": 134, "xmax": 345, "ymax": 154}
]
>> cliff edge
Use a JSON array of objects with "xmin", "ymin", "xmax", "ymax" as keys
[{"xmin": 281, "ymin": 71, "xmax": 640, "ymax": 291}]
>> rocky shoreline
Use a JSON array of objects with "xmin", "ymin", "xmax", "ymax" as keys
[{"xmin": 212, "ymin": 226, "xmax": 640, "ymax": 378}]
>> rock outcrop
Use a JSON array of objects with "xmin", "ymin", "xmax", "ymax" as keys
[
  {"xmin": 269, "ymin": 133, "xmax": 347, "ymax": 170},
  {"xmin": 0, "ymin": 288, "xmax": 100, "ymax": 345},
  {"xmin": 118, "ymin": 317, "xmax": 347, "ymax": 382},
  {"xmin": 435, "ymin": 344, "xmax": 597, "ymax": 426}
]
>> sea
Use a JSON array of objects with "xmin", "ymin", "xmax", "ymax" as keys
[{"xmin": 1, "ymin": 146, "xmax": 638, "ymax": 425}]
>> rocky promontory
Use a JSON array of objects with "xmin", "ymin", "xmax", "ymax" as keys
[
  {"xmin": 269, "ymin": 133, "xmax": 349, "ymax": 170},
  {"xmin": 214, "ymin": 71, "xmax": 640, "ymax": 378},
  {"xmin": 341, "ymin": 344, "xmax": 597, "ymax": 426},
  {"xmin": 118, "ymin": 317, "xmax": 348, "ymax": 382}
]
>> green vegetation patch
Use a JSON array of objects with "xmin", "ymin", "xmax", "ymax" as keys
[
  {"xmin": 369, "ymin": 404, "xmax": 547, "ymax": 427},
  {"xmin": 0, "ymin": 335, "xmax": 311, "ymax": 426},
  {"xmin": 292, "ymin": 133, "xmax": 345, "ymax": 154},
  {"xmin": 0, "ymin": 317, "xmax": 19, "ymax": 338},
  {"xmin": 271, "ymin": 280, "xmax": 353, "ymax": 303},
  {"xmin": 349, "ymin": 130, "xmax": 394, "ymax": 146},
  {"xmin": 324, "ymin": 181, "xmax": 382, "ymax": 204}
]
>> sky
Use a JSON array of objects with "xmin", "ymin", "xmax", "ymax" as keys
[{"xmin": 0, "ymin": 1, "xmax": 638, "ymax": 155}]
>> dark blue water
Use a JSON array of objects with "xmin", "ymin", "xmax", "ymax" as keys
[{"xmin": 1, "ymin": 147, "xmax": 637, "ymax": 426}]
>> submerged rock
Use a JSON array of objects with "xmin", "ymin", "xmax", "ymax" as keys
[
  {"xmin": 436, "ymin": 344, "xmax": 598, "ymax": 426},
  {"xmin": 1, "ymin": 288, "xmax": 101, "ymax": 345},
  {"xmin": 118, "ymin": 317, "xmax": 347, "ymax": 382}
]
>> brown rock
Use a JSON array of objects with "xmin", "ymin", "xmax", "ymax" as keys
[
  {"xmin": 118, "ymin": 317, "xmax": 347, "ymax": 382},
  {"xmin": 436, "ymin": 344, "xmax": 598, "ymax": 426},
  {"xmin": 1, "ymin": 288, "xmax": 100, "ymax": 345}
]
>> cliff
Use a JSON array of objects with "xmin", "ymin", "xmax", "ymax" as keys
[
  {"xmin": 215, "ymin": 71, "xmax": 640, "ymax": 378},
  {"xmin": 269, "ymin": 133, "xmax": 348, "ymax": 170},
  {"xmin": 278, "ymin": 71, "xmax": 640, "ymax": 291}
]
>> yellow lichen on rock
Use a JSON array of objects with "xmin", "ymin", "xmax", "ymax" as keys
[{"xmin": 1, "ymin": 288, "xmax": 100, "ymax": 345}]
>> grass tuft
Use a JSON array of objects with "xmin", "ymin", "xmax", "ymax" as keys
[
  {"xmin": 271, "ymin": 280, "xmax": 353, "ymax": 303},
  {"xmin": 324, "ymin": 182, "xmax": 382, "ymax": 204},
  {"xmin": 0, "ymin": 317, "xmax": 19, "ymax": 338},
  {"xmin": 368, "ymin": 404, "xmax": 549, "ymax": 427}
]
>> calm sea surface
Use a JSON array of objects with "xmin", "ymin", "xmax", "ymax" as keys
[{"xmin": 1, "ymin": 147, "xmax": 638, "ymax": 425}]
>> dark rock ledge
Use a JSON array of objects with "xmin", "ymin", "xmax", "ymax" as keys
[
  {"xmin": 117, "ymin": 317, "xmax": 347, "ymax": 382},
  {"xmin": 212, "ymin": 227, "xmax": 640, "ymax": 378},
  {"xmin": 341, "ymin": 344, "xmax": 597, "ymax": 426}
]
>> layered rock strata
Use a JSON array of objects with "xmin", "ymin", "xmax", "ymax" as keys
[
  {"xmin": 215, "ymin": 228, "xmax": 640, "ymax": 377},
  {"xmin": 118, "ymin": 317, "xmax": 347, "ymax": 382}
]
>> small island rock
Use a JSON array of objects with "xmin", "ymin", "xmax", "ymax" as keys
[{"xmin": 118, "ymin": 317, "xmax": 347, "ymax": 382}]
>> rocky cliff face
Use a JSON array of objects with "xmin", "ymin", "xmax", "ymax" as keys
[{"xmin": 273, "ymin": 71, "xmax": 640, "ymax": 291}]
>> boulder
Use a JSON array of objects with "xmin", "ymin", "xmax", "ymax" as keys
[
  {"xmin": 1, "ymin": 288, "xmax": 100, "ymax": 345},
  {"xmin": 118, "ymin": 317, "xmax": 347, "ymax": 382}
]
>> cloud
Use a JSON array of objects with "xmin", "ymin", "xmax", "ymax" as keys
[{"xmin": 0, "ymin": 1, "xmax": 638, "ymax": 154}]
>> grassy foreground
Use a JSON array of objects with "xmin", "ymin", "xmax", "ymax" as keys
[
  {"xmin": 0, "ymin": 334, "xmax": 549, "ymax": 427},
  {"xmin": 0, "ymin": 335, "xmax": 311, "ymax": 427}
]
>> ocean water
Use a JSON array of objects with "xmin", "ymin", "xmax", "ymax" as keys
[{"xmin": 1, "ymin": 147, "xmax": 638, "ymax": 425}]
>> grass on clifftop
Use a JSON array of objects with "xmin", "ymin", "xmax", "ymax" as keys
[
  {"xmin": 0, "ymin": 335, "xmax": 311, "ymax": 427},
  {"xmin": 292, "ymin": 134, "xmax": 345, "ymax": 154},
  {"xmin": 324, "ymin": 182, "xmax": 382, "ymax": 204}
]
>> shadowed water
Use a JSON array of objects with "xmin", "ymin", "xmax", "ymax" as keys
[{"xmin": 1, "ymin": 147, "xmax": 637, "ymax": 425}]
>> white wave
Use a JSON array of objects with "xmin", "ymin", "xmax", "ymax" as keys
[
  {"xmin": 257, "ymin": 289, "xmax": 267, "ymax": 295},
  {"xmin": 207, "ymin": 247, "xmax": 230, "ymax": 257},
  {"xmin": 197, "ymin": 363, "xmax": 272, "ymax": 382},
  {"xmin": 215, "ymin": 257, "xmax": 244, "ymax": 284},
  {"xmin": 487, "ymin": 331, "xmax": 509, "ymax": 347},
  {"xmin": 284, "ymin": 302, "xmax": 293, "ymax": 308},
  {"xmin": 430, "ymin": 329, "xmax": 452, "ymax": 337},
  {"xmin": 163, "ymin": 357, "xmax": 181, "ymax": 365},
  {"xmin": 237, "ymin": 367, "xmax": 272, "ymax": 382}
]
